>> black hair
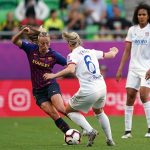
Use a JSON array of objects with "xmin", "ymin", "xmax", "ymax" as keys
[
  {"xmin": 25, "ymin": 6, "xmax": 35, "ymax": 18},
  {"xmin": 132, "ymin": 2, "xmax": 150, "ymax": 25},
  {"xmin": 50, "ymin": 9, "xmax": 56, "ymax": 16},
  {"xmin": 25, "ymin": 0, "xmax": 39, "ymax": 7}
]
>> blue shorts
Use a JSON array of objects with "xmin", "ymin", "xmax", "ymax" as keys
[{"xmin": 33, "ymin": 82, "xmax": 61, "ymax": 106}]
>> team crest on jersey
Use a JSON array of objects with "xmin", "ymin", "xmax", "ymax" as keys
[
  {"xmin": 145, "ymin": 32, "xmax": 149, "ymax": 36},
  {"xmin": 48, "ymin": 57, "xmax": 53, "ymax": 61}
]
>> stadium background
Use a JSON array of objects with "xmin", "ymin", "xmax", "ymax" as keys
[
  {"xmin": 1, "ymin": 1, "xmax": 150, "ymax": 150},
  {"xmin": 0, "ymin": 41, "xmax": 146, "ymax": 117}
]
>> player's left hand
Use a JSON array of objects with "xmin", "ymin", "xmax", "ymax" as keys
[
  {"xmin": 145, "ymin": 69, "xmax": 150, "ymax": 80},
  {"xmin": 43, "ymin": 73, "xmax": 55, "ymax": 80}
]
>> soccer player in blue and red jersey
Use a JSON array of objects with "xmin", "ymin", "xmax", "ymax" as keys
[{"xmin": 12, "ymin": 26, "xmax": 70, "ymax": 134}]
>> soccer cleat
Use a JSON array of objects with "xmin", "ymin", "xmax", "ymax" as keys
[
  {"xmin": 81, "ymin": 129, "xmax": 89, "ymax": 136},
  {"xmin": 86, "ymin": 129, "xmax": 98, "ymax": 147},
  {"xmin": 81, "ymin": 128, "xmax": 99, "ymax": 136},
  {"xmin": 106, "ymin": 139, "xmax": 116, "ymax": 146},
  {"xmin": 121, "ymin": 133, "xmax": 132, "ymax": 139},
  {"xmin": 145, "ymin": 133, "xmax": 150, "ymax": 138}
]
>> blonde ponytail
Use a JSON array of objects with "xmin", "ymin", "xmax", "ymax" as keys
[{"xmin": 62, "ymin": 31, "xmax": 82, "ymax": 47}]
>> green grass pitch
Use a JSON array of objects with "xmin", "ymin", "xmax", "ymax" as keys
[{"xmin": 0, "ymin": 116, "xmax": 150, "ymax": 150}]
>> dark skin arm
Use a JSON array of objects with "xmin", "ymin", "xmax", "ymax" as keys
[
  {"xmin": 145, "ymin": 69, "xmax": 150, "ymax": 80},
  {"xmin": 116, "ymin": 42, "xmax": 131, "ymax": 82}
]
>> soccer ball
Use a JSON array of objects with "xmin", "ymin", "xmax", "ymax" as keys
[{"xmin": 64, "ymin": 129, "xmax": 81, "ymax": 145}]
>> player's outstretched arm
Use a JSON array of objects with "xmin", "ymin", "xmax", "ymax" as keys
[
  {"xmin": 12, "ymin": 27, "xmax": 30, "ymax": 47},
  {"xmin": 43, "ymin": 64, "xmax": 76, "ymax": 80},
  {"xmin": 104, "ymin": 47, "xmax": 118, "ymax": 59}
]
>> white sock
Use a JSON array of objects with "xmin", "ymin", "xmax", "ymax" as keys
[
  {"xmin": 96, "ymin": 112, "xmax": 112, "ymax": 140},
  {"xmin": 125, "ymin": 105, "xmax": 134, "ymax": 131},
  {"xmin": 143, "ymin": 101, "xmax": 150, "ymax": 128},
  {"xmin": 68, "ymin": 112, "xmax": 93, "ymax": 133}
]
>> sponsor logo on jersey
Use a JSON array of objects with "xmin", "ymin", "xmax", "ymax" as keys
[
  {"xmin": 134, "ymin": 39, "xmax": 148, "ymax": 45},
  {"xmin": 32, "ymin": 59, "xmax": 50, "ymax": 67}
]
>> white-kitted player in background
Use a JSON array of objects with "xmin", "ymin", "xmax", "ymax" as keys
[{"xmin": 116, "ymin": 2, "xmax": 150, "ymax": 139}]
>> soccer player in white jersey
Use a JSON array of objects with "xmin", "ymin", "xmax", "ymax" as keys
[
  {"xmin": 43, "ymin": 31, "xmax": 118, "ymax": 146},
  {"xmin": 116, "ymin": 3, "xmax": 150, "ymax": 139}
]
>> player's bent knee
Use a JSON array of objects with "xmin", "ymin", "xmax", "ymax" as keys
[
  {"xmin": 93, "ymin": 107, "xmax": 103, "ymax": 114},
  {"xmin": 40, "ymin": 103, "xmax": 48, "ymax": 110}
]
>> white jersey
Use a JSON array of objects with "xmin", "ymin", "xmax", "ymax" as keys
[
  {"xmin": 67, "ymin": 46, "xmax": 106, "ymax": 96},
  {"xmin": 126, "ymin": 23, "xmax": 150, "ymax": 74}
]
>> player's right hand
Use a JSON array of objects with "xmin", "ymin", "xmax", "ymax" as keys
[
  {"xmin": 110, "ymin": 47, "xmax": 119, "ymax": 56},
  {"xmin": 22, "ymin": 27, "xmax": 30, "ymax": 34},
  {"xmin": 116, "ymin": 70, "xmax": 122, "ymax": 82}
]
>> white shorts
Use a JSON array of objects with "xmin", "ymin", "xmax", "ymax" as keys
[
  {"xmin": 69, "ymin": 88, "xmax": 106, "ymax": 113},
  {"xmin": 126, "ymin": 70, "xmax": 150, "ymax": 90}
]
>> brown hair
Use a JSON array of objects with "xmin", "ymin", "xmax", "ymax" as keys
[{"xmin": 22, "ymin": 25, "xmax": 49, "ymax": 44}]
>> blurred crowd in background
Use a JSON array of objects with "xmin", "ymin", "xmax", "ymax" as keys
[{"xmin": 0, "ymin": 0, "xmax": 149, "ymax": 41}]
